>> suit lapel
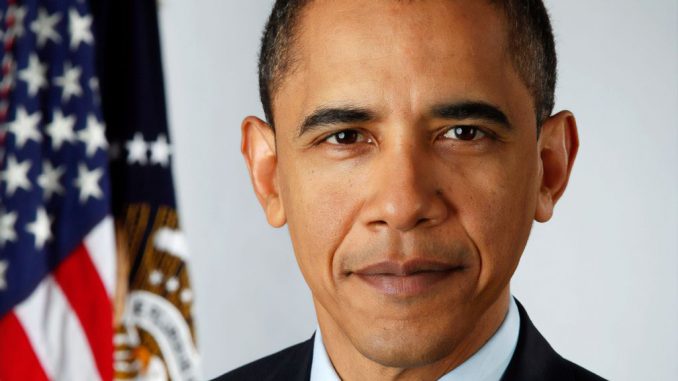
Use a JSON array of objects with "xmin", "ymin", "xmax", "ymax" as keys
[
  {"xmin": 284, "ymin": 334, "xmax": 315, "ymax": 381},
  {"xmin": 500, "ymin": 300, "xmax": 572, "ymax": 381}
]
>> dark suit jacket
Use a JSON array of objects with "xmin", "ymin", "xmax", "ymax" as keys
[{"xmin": 215, "ymin": 300, "xmax": 606, "ymax": 380}]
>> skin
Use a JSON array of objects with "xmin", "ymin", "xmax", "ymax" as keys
[{"xmin": 241, "ymin": 1, "xmax": 578, "ymax": 380}]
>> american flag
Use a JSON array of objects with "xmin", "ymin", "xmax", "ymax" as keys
[{"xmin": 0, "ymin": 0, "xmax": 116, "ymax": 380}]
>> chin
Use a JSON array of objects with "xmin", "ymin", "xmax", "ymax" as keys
[{"xmin": 351, "ymin": 319, "xmax": 463, "ymax": 369}]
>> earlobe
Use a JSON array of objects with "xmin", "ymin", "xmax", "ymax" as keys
[
  {"xmin": 535, "ymin": 190, "xmax": 553, "ymax": 223},
  {"xmin": 241, "ymin": 116, "xmax": 287, "ymax": 227},
  {"xmin": 534, "ymin": 111, "xmax": 579, "ymax": 223}
]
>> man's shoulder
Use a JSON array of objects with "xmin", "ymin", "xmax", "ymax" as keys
[
  {"xmin": 533, "ymin": 354, "xmax": 606, "ymax": 381},
  {"xmin": 212, "ymin": 335, "xmax": 314, "ymax": 381},
  {"xmin": 502, "ymin": 299, "xmax": 606, "ymax": 381},
  {"xmin": 566, "ymin": 360, "xmax": 607, "ymax": 381}
]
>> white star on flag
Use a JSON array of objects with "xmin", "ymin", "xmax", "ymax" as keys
[
  {"xmin": 1, "ymin": 156, "xmax": 32, "ymax": 196},
  {"xmin": 69, "ymin": 8, "xmax": 93, "ymax": 50},
  {"xmin": 0, "ymin": 260, "xmax": 8, "ymax": 290},
  {"xmin": 126, "ymin": 132, "xmax": 148, "ymax": 165},
  {"xmin": 38, "ymin": 161, "xmax": 66, "ymax": 200},
  {"xmin": 30, "ymin": 8, "xmax": 62, "ymax": 48},
  {"xmin": 26, "ymin": 208, "xmax": 53, "ymax": 250},
  {"xmin": 74, "ymin": 163, "xmax": 103, "ymax": 203},
  {"xmin": 19, "ymin": 54, "xmax": 48, "ymax": 96},
  {"xmin": 54, "ymin": 62, "xmax": 83, "ymax": 102},
  {"xmin": 150, "ymin": 134, "xmax": 172, "ymax": 167},
  {"xmin": 47, "ymin": 110, "xmax": 77, "ymax": 149},
  {"xmin": 8, "ymin": 107, "xmax": 42, "ymax": 148},
  {"xmin": 0, "ymin": 212, "xmax": 19, "ymax": 247},
  {"xmin": 78, "ymin": 114, "xmax": 108, "ymax": 156}
]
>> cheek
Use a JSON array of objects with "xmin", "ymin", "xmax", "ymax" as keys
[
  {"xmin": 450, "ymin": 150, "xmax": 538, "ymax": 293},
  {"xmin": 279, "ymin": 159, "xmax": 364, "ymax": 293}
]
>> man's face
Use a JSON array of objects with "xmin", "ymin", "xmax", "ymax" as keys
[{"xmin": 251, "ymin": 0, "xmax": 562, "ymax": 369}]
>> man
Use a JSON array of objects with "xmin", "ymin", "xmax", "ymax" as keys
[{"xmin": 218, "ymin": 0, "xmax": 605, "ymax": 380}]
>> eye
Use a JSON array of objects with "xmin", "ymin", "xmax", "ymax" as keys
[
  {"xmin": 442, "ymin": 126, "xmax": 486, "ymax": 141},
  {"xmin": 324, "ymin": 129, "xmax": 370, "ymax": 145}
]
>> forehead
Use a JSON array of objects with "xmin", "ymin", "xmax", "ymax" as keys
[
  {"xmin": 298, "ymin": 0, "xmax": 507, "ymax": 56},
  {"xmin": 274, "ymin": 0, "xmax": 526, "ymax": 131}
]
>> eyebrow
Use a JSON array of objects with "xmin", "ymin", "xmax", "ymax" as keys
[
  {"xmin": 430, "ymin": 101, "xmax": 511, "ymax": 130},
  {"xmin": 297, "ymin": 100, "xmax": 511, "ymax": 138},
  {"xmin": 297, "ymin": 106, "xmax": 376, "ymax": 138}
]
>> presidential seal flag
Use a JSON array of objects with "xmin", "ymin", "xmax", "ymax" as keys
[
  {"xmin": 0, "ymin": 0, "xmax": 116, "ymax": 380},
  {"xmin": 91, "ymin": 0, "xmax": 200, "ymax": 380}
]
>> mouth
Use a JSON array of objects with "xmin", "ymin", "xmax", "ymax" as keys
[{"xmin": 350, "ymin": 259, "xmax": 466, "ymax": 297}]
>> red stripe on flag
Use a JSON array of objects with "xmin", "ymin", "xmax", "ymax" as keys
[
  {"xmin": 54, "ymin": 244, "xmax": 113, "ymax": 381},
  {"xmin": 0, "ymin": 312, "xmax": 50, "ymax": 381}
]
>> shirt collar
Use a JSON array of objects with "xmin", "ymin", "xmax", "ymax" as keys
[{"xmin": 311, "ymin": 296, "xmax": 520, "ymax": 381}]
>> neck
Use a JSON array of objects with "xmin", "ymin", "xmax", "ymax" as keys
[{"xmin": 314, "ymin": 288, "xmax": 511, "ymax": 381}]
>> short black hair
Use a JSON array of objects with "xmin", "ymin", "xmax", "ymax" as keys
[{"xmin": 258, "ymin": 0, "xmax": 557, "ymax": 129}]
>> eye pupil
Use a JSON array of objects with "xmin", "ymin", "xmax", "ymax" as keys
[
  {"xmin": 454, "ymin": 126, "xmax": 477, "ymax": 140},
  {"xmin": 336, "ymin": 130, "xmax": 359, "ymax": 144}
]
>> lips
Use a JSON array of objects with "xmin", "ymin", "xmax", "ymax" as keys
[{"xmin": 351, "ymin": 259, "xmax": 465, "ymax": 297}]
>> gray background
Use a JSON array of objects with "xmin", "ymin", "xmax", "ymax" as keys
[{"xmin": 157, "ymin": 1, "xmax": 678, "ymax": 380}]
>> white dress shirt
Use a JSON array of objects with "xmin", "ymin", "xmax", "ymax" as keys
[{"xmin": 310, "ymin": 296, "xmax": 520, "ymax": 381}]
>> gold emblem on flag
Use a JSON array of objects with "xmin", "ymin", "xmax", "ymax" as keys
[{"xmin": 114, "ymin": 204, "xmax": 199, "ymax": 381}]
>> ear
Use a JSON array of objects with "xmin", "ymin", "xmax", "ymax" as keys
[
  {"xmin": 534, "ymin": 111, "xmax": 579, "ymax": 223},
  {"xmin": 241, "ymin": 116, "xmax": 286, "ymax": 227}
]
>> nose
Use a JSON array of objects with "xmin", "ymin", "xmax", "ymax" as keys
[{"xmin": 361, "ymin": 142, "xmax": 449, "ymax": 232}]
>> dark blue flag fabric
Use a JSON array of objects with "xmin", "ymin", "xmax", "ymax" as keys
[{"xmin": 91, "ymin": 0, "xmax": 200, "ymax": 380}]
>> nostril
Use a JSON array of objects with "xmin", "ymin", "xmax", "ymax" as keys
[
  {"xmin": 416, "ymin": 217, "xmax": 431, "ymax": 226},
  {"xmin": 366, "ymin": 219, "xmax": 390, "ymax": 231}
]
